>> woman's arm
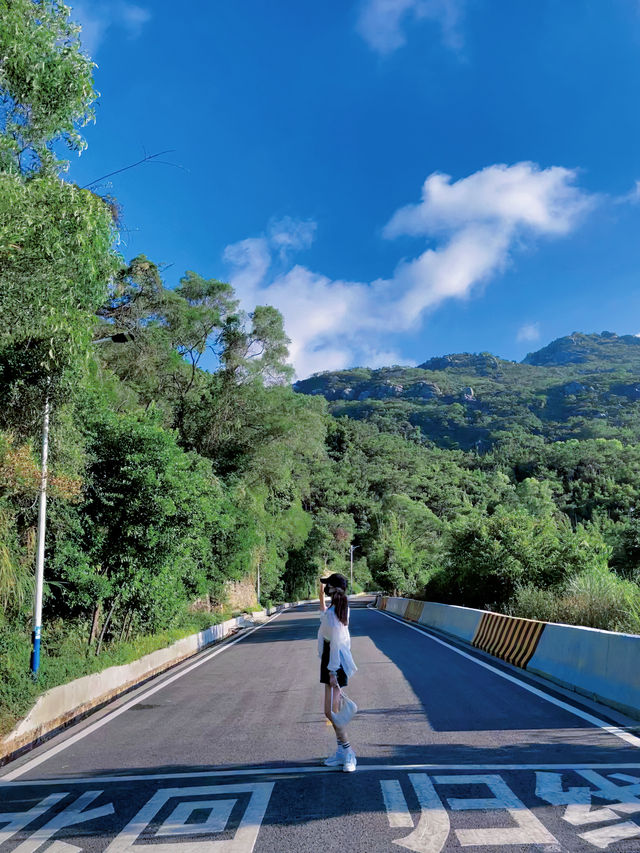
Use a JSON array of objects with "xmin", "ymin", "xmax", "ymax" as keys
[
  {"xmin": 327, "ymin": 616, "xmax": 347, "ymax": 673},
  {"xmin": 319, "ymin": 578, "xmax": 326, "ymax": 612}
]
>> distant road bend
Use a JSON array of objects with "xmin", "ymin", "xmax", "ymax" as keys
[{"xmin": 2, "ymin": 598, "xmax": 640, "ymax": 852}]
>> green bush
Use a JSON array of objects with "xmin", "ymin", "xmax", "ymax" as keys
[
  {"xmin": 426, "ymin": 508, "xmax": 612, "ymax": 610},
  {"xmin": 507, "ymin": 567, "xmax": 640, "ymax": 633},
  {"xmin": 506, "ymin": 583, "xmax": 562, "ymax": 623}
]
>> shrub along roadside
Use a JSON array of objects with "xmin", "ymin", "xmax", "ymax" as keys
[
  {"xmin": 0, "ymin": 609, "xmax": 237, "ymax": 739},
  {"xmin": 508, "ymin": 565, "xmax": 640, "ymax": 634}
]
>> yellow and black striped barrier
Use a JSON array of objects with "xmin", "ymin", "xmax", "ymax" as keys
[
  {"xmin": 472, "ymin": 611, "xmax": 545, "ymax": 669},
  {"xmin": 404, "ymin": 599, "xmax": 424, "ymax": 622}
]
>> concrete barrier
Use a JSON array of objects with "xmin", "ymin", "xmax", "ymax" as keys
[
  {"xmin": 375, "ymin": 595, "xmax": 640, "ymax": 718},
  {"xmin": 527, "ymin": 622, "xmax": 640, "ymax": 719},
  {"xmin": 472, "ymin": 611, "xmax": 545, "ymax": 668},
  {"xmin": 383, "ymin": 597, "xmax": 409, "ymax": 618},
  {"xmin": 418, "ymin": 601, "xmax": 482, "ymax": 644},
  {"xmin": 0, "ymin": 601, "xmax": 306, "ymax": 764}
]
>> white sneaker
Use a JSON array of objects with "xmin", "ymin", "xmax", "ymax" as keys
[
  {"xmin": 343, "ymin": 748, "xmax": 357, "ymax": 772},
  {"xmin": 323, "ymin": 745, "xmax": 345, "ymax": 767}
]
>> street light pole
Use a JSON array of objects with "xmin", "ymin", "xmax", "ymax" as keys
[
  {"xmin": 28, "ymin": 333, "xmax": 135, "ymax": 677},
  {"xmin": 349, "ymin": 544, "xmax": 359, "ymax": 592},
  {"xmin": 31, "ymin": 393, "xmax": 50, "ymax": 677}
]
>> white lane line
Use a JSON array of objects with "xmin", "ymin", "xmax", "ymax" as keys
[
  {"xmin": 1, "ymin": 611, "xmax": 286, "ymax": 782},
  {"xmin": 380, "ymin": 779, "xmax": 414, "ymax": 828},
  {"xmin": 4, "ymin": 763, "xmax": 640, "ymax": 788},
  {"xmin": 372, "ymin": 608, "xmax": 640, "ymax": 749}
]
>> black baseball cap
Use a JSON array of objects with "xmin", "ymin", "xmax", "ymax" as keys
[{"xmin": 320, "ymin": 572, "xmax": 348, "ymax": 590}]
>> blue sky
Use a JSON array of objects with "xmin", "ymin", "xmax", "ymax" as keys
[{"xmin": 67, "ymin": 0, "xmax": 640, "ymax": 377}]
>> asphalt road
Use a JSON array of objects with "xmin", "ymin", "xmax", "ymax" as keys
[{"xmin": 2, "ymin": 599, "xmax": 640, "ymax": 852}]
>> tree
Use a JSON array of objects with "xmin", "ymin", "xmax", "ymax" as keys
[
  {"xmin": 0, "ymin": 0, "xmax": 96, "ymax": 175},
  {"xmin": 56, "ymin": 395, "xmax": 233, "ymax": 645},
  {"xmin": 0, "ymin": 175, "xmax": 118, "ymax": 368},
  {"xmin": 368, "ymin": 495, "xmax": 442, "ymax": 595}
]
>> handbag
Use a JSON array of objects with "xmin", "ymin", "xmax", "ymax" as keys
[{"xmin": 331, "ymin": 687, "xmax": 357, "ymax": 727}]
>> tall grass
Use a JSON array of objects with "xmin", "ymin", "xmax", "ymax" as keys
[{"xmin": 508, "ymin": 566, "xmax": 640, "ymax": 634}]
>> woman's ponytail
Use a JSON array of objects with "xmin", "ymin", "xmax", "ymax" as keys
[{"xmin": 332, "ymin": 588, "xmax": 348, "ymax": 625}]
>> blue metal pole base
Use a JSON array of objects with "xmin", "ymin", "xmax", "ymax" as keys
[{"xmin": 30, "ymin": 626, "xmax": 41, "ymax": 678}]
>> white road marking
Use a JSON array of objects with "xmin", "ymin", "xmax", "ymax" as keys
[
  {"xmin": 577, "ymin": 769, "xmax": 640, "ymax": 813},
  {"xmin": 4, "ymin": 763, "xmax": 640, "ymax": 788},
  {"xmin": 580, "ymin": 821, "xmax": 640, "ymax": 848},
  {"xmin": 373, "ymin": 608, "xmax": 640, "ymax": 749},
  {"xmin": 1, "ymin": 611, "xmax": 285, "ymax": 782},
  {"xmin": 0, "ymin": 793, "xmax": 67, "ymax": 845},
  {"xmin": 537, "ymin": 769, "xmax": 640, "ymax": 847},
  {"xmin": 394, "ymin": 774, "xmax": 449, "ymax": 853},
  {"xmin": 156, "ymin": 799, "xmax": 237, "ymax": 836},
  {"xmin": 12, "ymin": 790, "xmax": 115, "ymax": 853},
  {"xmin": 435, "ymin": 773, "xmax": 557, "ymax": 846},
  {"xmin": 536, "ymin": 771, "xmax": 620, "ymax": 824},
  {"xmin": 610, "ymin": 772, "xmax": 640, "ymax": 784},
  {"xmin": 104, "ymin": 783, "xmax": 274, "ymax": 853},
  {"xmin": 380, "ymin": 779, "xmax": 414, "ymax": 828},
  {"xmin": 46, "ymin": 843, "xmax": 83, "ymax": 853}
]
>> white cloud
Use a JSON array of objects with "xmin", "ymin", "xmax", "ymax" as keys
[
  {"xmin": 517, "ymin": 322, "xmax": 541, "ymax": 343},
  {"xmin": 617, "ymin": 180, "xmax": 640, "ymax": 204},
  {"xmin": 223, "ymin": 164, "xmax": 594, "ymax": 379},
  {"xmin": 356, "ymin": 0, "xmax": 464, "ymax": 55},
  {"xmin": 70, "ymin": 1, "xmax": 151, "ymax": 55},
  {"xmin": 268, "ymin": 217, "xmax": 317, "ymax": 260},
  {"xmin": 384, "ymin": 164, "xmax": 589, "ymax": 237}
]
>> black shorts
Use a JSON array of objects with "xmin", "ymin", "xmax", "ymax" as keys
[{"xmin": 320, "ymin": 640, "xmax": 348, "ymax": 687}]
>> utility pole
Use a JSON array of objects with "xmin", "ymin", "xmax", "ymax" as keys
[
  {"xmin": 28, "ymin": 335, "xmax": 135, "ymax": 676},
  {"xmin": 256, "ymin": 563, "xmax": 260, "ymax": 606},
  {"xmin": 31, "ymin": 394, "xmax": 50, "ymax": 677},
  {"xmin": 349, "ymin": 544, "xmax": 359, "ymax": 593}
]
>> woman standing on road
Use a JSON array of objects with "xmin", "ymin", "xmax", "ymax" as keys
[{"xmin": 318, "ymin": 572, "xmax": 357, "ymax": 772}]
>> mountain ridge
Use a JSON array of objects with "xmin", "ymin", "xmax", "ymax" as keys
[{"xmin": 293, "ymin": 332, "xmax": 640, "ymax": 450}]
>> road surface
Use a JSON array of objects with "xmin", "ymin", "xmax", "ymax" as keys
[{"xmin": 2, "ymin": 599, "xmax": 640, "ymax": 852}]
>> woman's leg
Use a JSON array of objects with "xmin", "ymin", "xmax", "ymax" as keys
[{"xmin": 324, "ymin": 684, "xmax": 348, "ymax": 744}]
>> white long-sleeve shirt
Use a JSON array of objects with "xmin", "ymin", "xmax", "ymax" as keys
[{"xmin": 317, "ymin": 605, "xmax": 357, "ymax": 677}]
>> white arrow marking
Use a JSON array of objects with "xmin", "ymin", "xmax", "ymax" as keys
[{"xmin": 381, "ymin": 780, "xmax": 414, "ymax": 828}]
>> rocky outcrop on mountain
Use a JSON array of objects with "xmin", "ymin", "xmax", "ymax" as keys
[
  {"xmin": 405, "ymin": 382, "xmax": 442, "ymax": 399},
  {"xmin": 523, "ymin": 332, "xmax": 640, "ymax": 368},
  {"xmin": 419, "ymin": 353, "xmax": 507, "ymax": 373}
]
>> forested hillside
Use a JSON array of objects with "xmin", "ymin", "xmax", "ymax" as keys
[
  {"xmin": 1, "ymin": 2, "xmax": 639, "ymax": 735},
  {"xmin": 294, "ymin": 332, "xmax": 640, "ymax": 449}
]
